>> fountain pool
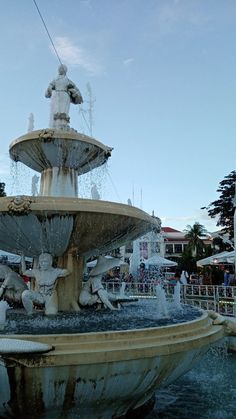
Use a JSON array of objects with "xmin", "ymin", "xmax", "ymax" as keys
[{"xmin": 147, "ymin": 343, "xmax": 236, "ymax": 419}]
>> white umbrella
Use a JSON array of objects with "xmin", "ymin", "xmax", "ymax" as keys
[
  {"xmin": 0, "ymin": 250, "xmax": 32, "ymax": 264},
  {"xmin": 86, "ymin": 256, "xmax": 128, "ymax": 268},
  {"xmin": 197, "ymin": 251, "xmax": 234, "ymax": 267},
  {"xmin": 215, "ymin": 250, "xmax": 235, "ymax": 264},
  {"xmin": 145, "ymin": 255, "xmax": 177, "ymax": 267}
]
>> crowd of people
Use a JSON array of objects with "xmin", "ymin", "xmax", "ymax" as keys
[
  {"xmin": 101, "ymin": 263, "xmax": 236, "ymax": 289},
  {"xmin": 1, "ymin": 257, "xmax": 236, "ymax": 312}
]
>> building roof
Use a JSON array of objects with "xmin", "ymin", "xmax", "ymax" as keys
[{"xmin": 161, "ymin": 227, "xmax": 181, "ymax": 233}]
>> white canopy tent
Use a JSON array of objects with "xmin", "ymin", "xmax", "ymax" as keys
[
  {"xmin": 197, "ymin": 251, "xmax": 235, "ymax": 267},
  {"xmin": 145, "ymin": 255, "xmax": 177, "ymax": 268},
  {"xmin": 0, "ymin": 250, "xmax": 31, "ymax": 264},
  {"xmin": 86, "ymin": 256, "xmax": 128, "ymax": 269},
  {"xmin": 212, "ymin": 250, "xmax": 235, "ymax": 265}
]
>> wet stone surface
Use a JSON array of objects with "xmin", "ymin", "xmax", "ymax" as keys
[{"xmin": 2, "ymin": 300, "xmax": 202, "ymax": 335}]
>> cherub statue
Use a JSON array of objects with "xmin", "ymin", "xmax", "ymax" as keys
[
  {"xmin": 45, "ymin": 64, "xmax": 83, "ymax": 129},
  {"xmin": 79, "ymin": 256, "xmax": 131, "ymax": 310},
  {"xmin": 21, "ymin": 252, "xmax": 70, "ymax": 315},
  {"xmin": 0, "ymin": 265, "xmax": 28, "ymax": 305}
]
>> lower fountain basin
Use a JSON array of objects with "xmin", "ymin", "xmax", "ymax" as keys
[
  {"xmin": 0, "ymin": 196, "xmax": 160, "ymax": 257},
  {"xmin": 0, "ymin": 308, "xmax": 224, "ymax": 419}
]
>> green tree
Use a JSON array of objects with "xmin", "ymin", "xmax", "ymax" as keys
[
  {"xmin": 178, "ymin": 246, "xmax": 195, "ymax": 274},
  {"xmin": 202, "ymin": 170, "xmax": 236, "ymax": 239},
  {"xmin": 184, "ymin": 222, "xmax": 208, "ymax": 258},
  {"xmin": 0, "ymin": 182, "xmax": 6, "ymax": 197}
]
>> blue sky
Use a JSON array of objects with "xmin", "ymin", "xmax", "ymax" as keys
[{"xmin": 0, "ymin": 0, "xmax": 236, "ymax": 232}]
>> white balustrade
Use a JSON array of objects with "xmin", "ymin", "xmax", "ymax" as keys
[{"xmin": 81, "ymin": 281, "xmax": 236, "ymax": 317}]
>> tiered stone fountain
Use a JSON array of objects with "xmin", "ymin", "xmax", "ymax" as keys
[{"xmin": 0, "ymin": 66, "xmax": 224, "ymax": 418}]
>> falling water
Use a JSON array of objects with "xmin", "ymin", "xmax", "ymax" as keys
[
  {"xmin": 78, "ymin": 163, "xmax": 108, "ymax": 199},
  {"xmin": 10, "ymin": 161, "xmax": 35, "ymax": 196},
  {"xmin": 146, "ymin": 343, "xmax": 236, "ymax": 419}
]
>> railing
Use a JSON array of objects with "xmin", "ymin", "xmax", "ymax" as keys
[
  {"xmin": 102, "ymin": 281, "xmax": 156, "ymax": 297},
  {"xmin": 101, "ymin": 281, "xmax": 236, "ymax": 317},
  {"xmin": 183, "ymin": 284, "xmax": 236, "ymax": 317}
]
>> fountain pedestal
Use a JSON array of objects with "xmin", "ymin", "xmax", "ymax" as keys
[
  {"xmin": 57, "ymin": 253, "xmax": 84, "ymax": 311},
  {"xmin": 40, "ymin": 167, "xmax": 79, "ymax": 197},
  {"xmin": 0, "ymin": 311, "xmax": 224, "ymax": 418}
]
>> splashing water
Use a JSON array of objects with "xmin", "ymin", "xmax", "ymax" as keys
[
  {"xmin": 155, "ymin": 284, "xmax": 169, "ymax": 318},
  {"xmin": 173, "ymin": 281, "xmax": 182, "ymax": 311},
  {"xmin": 3, "ymin": 301, "xmax": 202, "ymax": 335},
  {"xmin": 146, "ymin": 342, "xmax": 236, "ymax": 419},
  {"xmin": 0, "ymin": 300, "xmax": 10, "ymax": 330}
]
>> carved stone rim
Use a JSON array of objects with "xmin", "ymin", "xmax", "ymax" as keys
[
  {"xmin": 0, "ymin": 196, "xmax": 161, "ymax": 226},
  {"xmin": 0, "ymin": 313, "xmax": 224, "ymax": 365},
  {"xmin": 9, "ymin": 129, "xmax": 111, "ymax": 155}
]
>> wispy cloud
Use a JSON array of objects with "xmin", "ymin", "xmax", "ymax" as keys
[
  {"xmin": 123, "ymin": 58, "xmax": 134, "ymax": 66},
  {"xmin": 79, "ymin": 0, "xmax": 92, "ymax": 7},
  {"xmin": 53, "ymin": 36, "xmax": 103, "ymax": 75},
  {"xmin": 152, "ymin": 1, "xmax": 212, "ymax": 36},
  {"xmin": 161, "ymin": 209, "xmax": 218, "ymax": 231}
]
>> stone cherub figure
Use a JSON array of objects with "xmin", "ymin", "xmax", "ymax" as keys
[
  {"xmin": 45, "ymin": 64, "xmax": 83, "ymax": 129},
  {"xmin": 21, "ymin": 252, "xmax": 70, "ymax": 316},
  {"xmin": 79, "ymin": 256, "xmax": 132, "ymax": 310},
  {"xmin": 0, "ymin": 265, "xmax": 28, "ymax": 305}
]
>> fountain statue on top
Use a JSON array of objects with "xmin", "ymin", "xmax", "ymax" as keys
[{"xmin": 45, "ymin": 64, "xmax": 83, "ymax": 130}]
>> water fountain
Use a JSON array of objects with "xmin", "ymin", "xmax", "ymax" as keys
[
  {"xmin": 155, "ymin": 283, "xmax": 169, "ymax": 318},
  {"xmin": 0, "ymin": 66, "xmax": 224, "ymax": 418},
  {"xmin": 173, "ymin": 281, "xmax": 182, "ymax": 311}
]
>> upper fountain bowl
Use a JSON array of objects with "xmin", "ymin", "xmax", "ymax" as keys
[{"xmin": 9, "ymin": 129, "xmax": 112, "ymax": 175}]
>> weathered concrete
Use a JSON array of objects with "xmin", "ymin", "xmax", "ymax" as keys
[
  {"xmin": 0, "ymin": 196, "xmax": 160, "ymax": 258},
  {"xmin": 0, "ymin": 312, "xmax": 224, "ymax": 418},
  {"xmin": 9, "ymin": 129, "xmax": 112, "ymax": 175}
]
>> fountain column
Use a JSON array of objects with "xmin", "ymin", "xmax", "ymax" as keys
[
  {"xmin": 40, "ymin": 167, "xmax": 79, "ymax": 197},
  {"xmin": 57, "ymin": 252, "xmax": 84, "ymax": 311}
]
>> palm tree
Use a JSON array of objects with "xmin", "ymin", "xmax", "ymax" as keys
[{"xmin": 184, "ymin": 222, "xmax": 208, "ymax": 258}]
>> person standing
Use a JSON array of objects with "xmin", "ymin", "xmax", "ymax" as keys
[
  {"xmin": 224, "ymin": 269, "xmax": 230, "ymax": 286},
  {"xmin": 180, "ymin": 270, "xmax": 189, "ymax": 285}
]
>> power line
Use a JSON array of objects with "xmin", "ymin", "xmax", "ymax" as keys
[
  {"xmin": 107, "ymin": 171, "xmax": 122, "ymax": 203},
  {"xmin": 33, "ymin": 1, "xmax": 92, "ymax": 136},
  {"xmin": 32, "ymin": 0, "xmax": 63, "ymax": 66}
]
